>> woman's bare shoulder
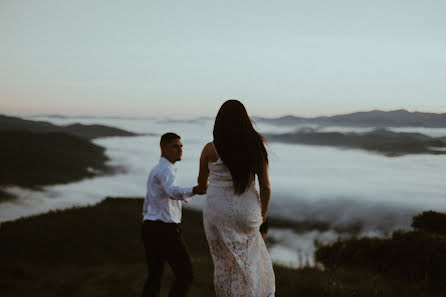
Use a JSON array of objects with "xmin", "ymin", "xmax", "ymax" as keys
[{"xmin": 203, "ymin": 141, "xmax": 219, "ymax": 162}]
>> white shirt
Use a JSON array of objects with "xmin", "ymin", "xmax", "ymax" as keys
[{"xmin": 142, "ymin": 157, "xmax": 194, "ymax": 223}]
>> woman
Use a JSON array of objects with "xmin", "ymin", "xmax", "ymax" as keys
[{"xmin": 196, "ymin": 100, "xmax": 275, "ymax": 297}]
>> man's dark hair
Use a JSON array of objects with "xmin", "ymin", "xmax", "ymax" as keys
[{"xmin": 160, "ymin": 132, "xmax": 181, "ymax": 146}]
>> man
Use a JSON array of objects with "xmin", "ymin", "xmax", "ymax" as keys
[{"xmin": 141, "ymin": 133, "xmax": 203, "ymax": 297}]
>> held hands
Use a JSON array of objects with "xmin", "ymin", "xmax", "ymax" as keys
[{"xmin": 192, "ymin": 185, "xmax": 207, "ymax": 195}]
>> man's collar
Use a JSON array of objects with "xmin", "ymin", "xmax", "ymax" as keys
[{"xmin": 160, "ymin": 157, "xmax": 174, "ymax": 166}]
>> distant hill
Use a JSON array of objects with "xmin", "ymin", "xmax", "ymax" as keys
[
  {"xmin": 0, "ymin": 114, "xmax": 138, "ymax": 201},
  {"xmin": 0, "ymin": 130, "xmax": 115, "ymax": 200},
  {"xmin": 256, "ymin": 110, "xmax": 446, "ymax": 128},
  {"xmin": 265, "ymin": 128, "xmax": 446, "ymax": 156},
  {"xmin": 0, "ymin": 115, "xmax": 139, "ymax": 139}
]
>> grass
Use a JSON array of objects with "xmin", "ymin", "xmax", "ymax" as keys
[{"xmin": 1, "ymin": 197, "xmax": 444, "ymax": 297}]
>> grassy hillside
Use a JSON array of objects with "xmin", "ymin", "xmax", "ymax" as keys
[
  {"xmin": 317, "ymin": 211, "xmax": 446, "ymax": 291},
  {"xmin": 0, "ymin": 198, "xmax": 443, "ymax": 297}
]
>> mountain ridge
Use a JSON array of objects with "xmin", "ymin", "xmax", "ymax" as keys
[
  {"xmin": 255, "ymin": 109, "xmax": 446, "ymax": 127},
  {"xmin": 264, "ymin": 128, "xmax": 446, "ymax": 157},
  {"xmin": 0, "ymin": 114, "xmax": 139, "ymax": 139}
]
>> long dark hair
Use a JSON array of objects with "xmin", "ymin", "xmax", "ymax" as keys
[{"xmin": 213, "ymin": 100, "xmax": 268, "ymax": 194}]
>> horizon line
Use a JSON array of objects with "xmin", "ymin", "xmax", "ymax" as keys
[{"xmin": 3, "ymin": 108, "xmax": 446, "ymax": 120}]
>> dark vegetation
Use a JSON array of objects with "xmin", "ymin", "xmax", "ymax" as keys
[
  {"xmin": 316, "ymin": 211, "xmax": 446, "ymax": 292},
  {"xmin": 0, "ymin": 189, "xmax": 16, "ymax": 202},
  {"xmin": 0, "ymin": 114, "xmax": 138, "ymax": 139},
  {"xmin": 1, "ymin": 198, "xmax": 444, "ymax": 297},
  {"xmin": 0, "ymin": 131, "xmax": 113, "ymax": 197},
  {"xmin": 412, "ymin": 210, "xmax": 446, "ymax": 236},
  {"xmin": 265, "ymin": 128, "xmax": 446, "ymax": 156}
]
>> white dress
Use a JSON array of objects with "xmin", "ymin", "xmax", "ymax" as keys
[{"xmin": 203, "ymin": 158, "xmax": 276, "ymax": 297}]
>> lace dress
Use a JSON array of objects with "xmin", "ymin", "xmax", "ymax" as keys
[{"xmin": 203, "ymin": 158, "xmax": 276, "ymax": 297}]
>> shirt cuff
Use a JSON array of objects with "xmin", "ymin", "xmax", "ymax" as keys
[{"xmin": 183, "ymin": 187, "xmax": 194, "ymax": 203}]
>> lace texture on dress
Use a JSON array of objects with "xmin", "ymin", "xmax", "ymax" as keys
[{"xmin": 203, "ymin": 158, "xmax": 275, "ymax": 297}]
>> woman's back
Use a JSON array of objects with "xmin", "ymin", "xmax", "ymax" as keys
[
  {"xmin": 203, "ymin": 145, "xmax": 275, "ymax": 297},
  {"xmin": 198, "ymin": 100, "xmax": 275, "ymax": 297}
]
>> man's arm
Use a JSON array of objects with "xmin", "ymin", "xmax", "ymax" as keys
[{"xmin": 158, "ymin": 168, "xmax": 194, "ymax": 201}]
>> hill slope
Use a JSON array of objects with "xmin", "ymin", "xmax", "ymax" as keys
[
  {"xmin": 265, "ymin": 128, "xmax": 446, "ymax": 156},
  {"xmin": 0, "ymin": 131, "xmax": 114, "ymax": 200},
  {"xmin": 257, "ymin": 110, "xmax": 446, "ymax": 127},
  {"xmin": 0, "ymin": 115, "xmax": 138, "ymax": 139}
]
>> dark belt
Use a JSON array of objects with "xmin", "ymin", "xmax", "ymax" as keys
[{"xmin": 143, "ymin": 219, "xmax": 177, "ymax": 225}]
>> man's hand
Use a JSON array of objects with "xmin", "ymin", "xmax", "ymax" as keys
[{"xmin": 193, "ymin": 185, "xmax": 206, "ymax": 195}]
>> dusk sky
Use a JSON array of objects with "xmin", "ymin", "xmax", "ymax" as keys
[{"xmin": 1, "ymin": 0, "xmax": 445, "ymax": 118}]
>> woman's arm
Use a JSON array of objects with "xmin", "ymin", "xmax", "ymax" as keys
[
  {"xmin": 257, "ymin": 161, "xmax": 271, "ymax": 222},
  {"xmin": 196, "ymin": 143, "xmax": 211, "ymax": 194}
]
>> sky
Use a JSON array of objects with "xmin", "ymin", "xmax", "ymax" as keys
[{"xmin": 1, "ymin": 0, "xmax": 446, "ymax": 118}]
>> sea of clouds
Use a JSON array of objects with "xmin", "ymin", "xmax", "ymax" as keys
[{"xmin": 1, "ymin": 115, "xmax": 446, "ymax": 267}]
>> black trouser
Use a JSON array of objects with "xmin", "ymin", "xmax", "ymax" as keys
[{"xmin": 141, "ymin": 220, "xmax": 193, "ymax": 297}]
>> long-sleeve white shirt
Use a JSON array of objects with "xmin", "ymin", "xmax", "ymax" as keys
[{"xmin": 142, "ymin": 157, "xmax": 194, "ymax": 223}]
